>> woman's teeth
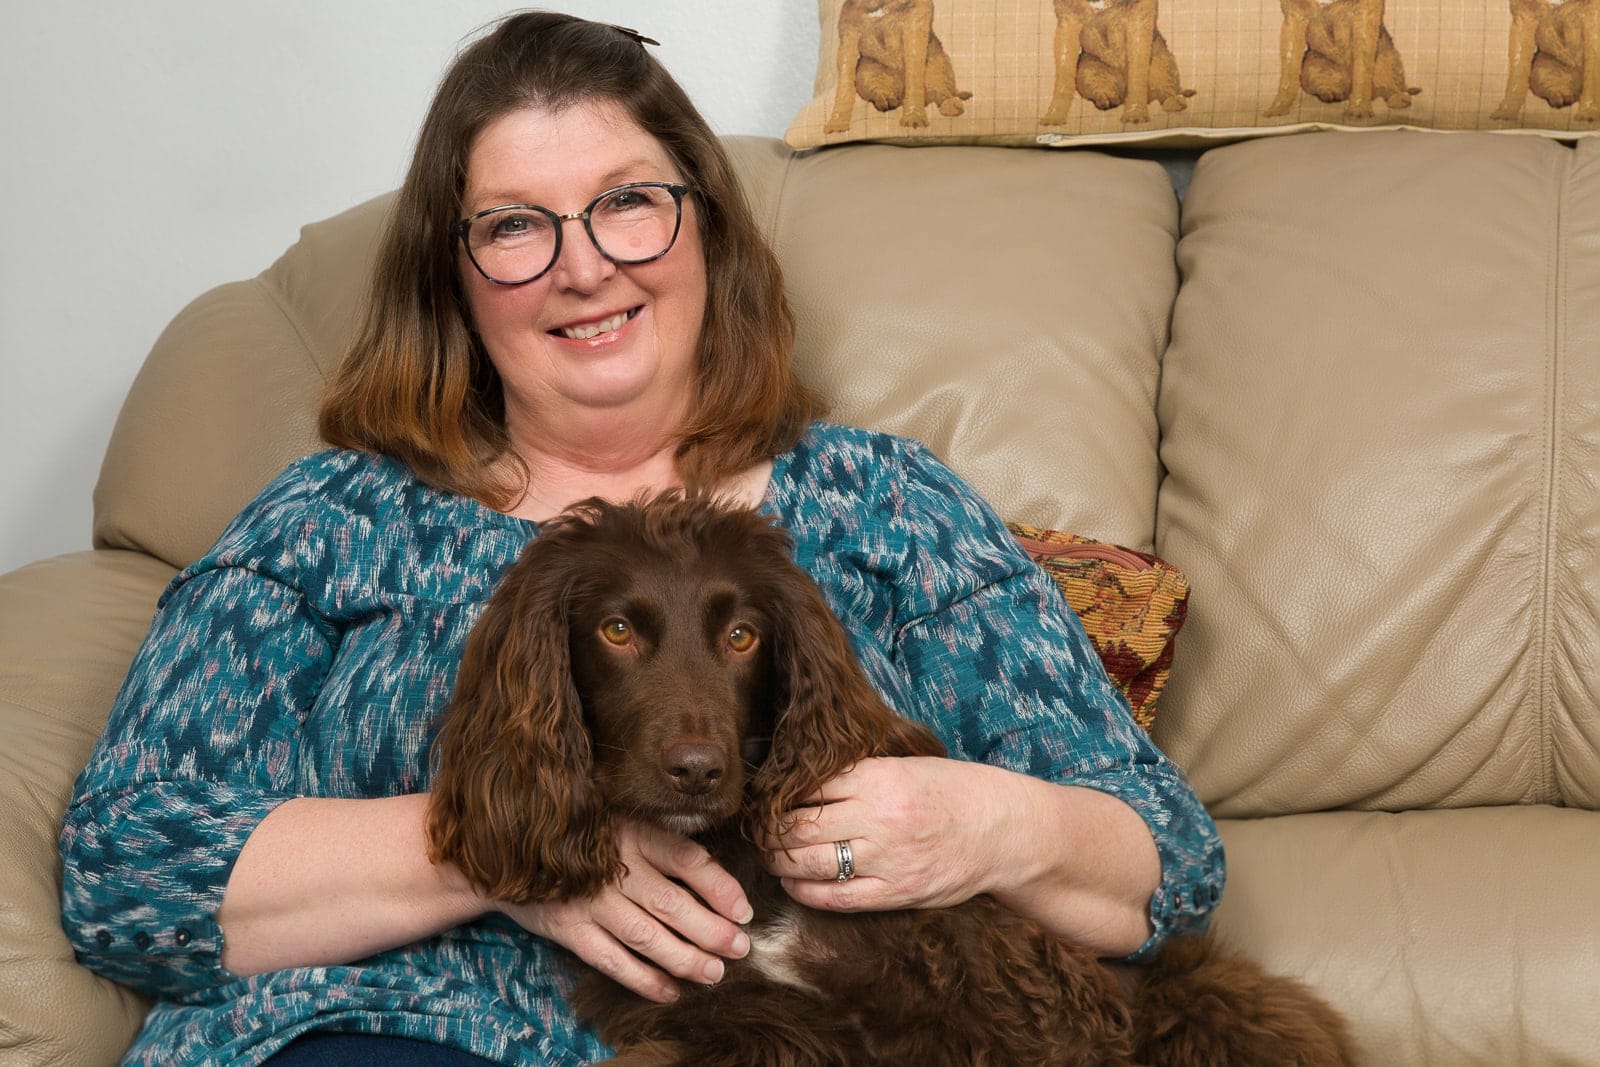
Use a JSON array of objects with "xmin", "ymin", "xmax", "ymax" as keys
[{"xmin": 560, "ymin": 310, "xmax": 633, "ymax": 340}]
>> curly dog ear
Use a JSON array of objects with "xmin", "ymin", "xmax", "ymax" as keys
[
  {"xmin": 426, "ymin": 538, "xmax": 622, "ymax": 903},
  {"xmin": 750, "ymin": 556, "xmax": 944, "ymax": 840}
]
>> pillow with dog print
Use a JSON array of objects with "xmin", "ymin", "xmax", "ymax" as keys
[
  {"xmin": 785, "ymin": 0, "xmax": 1600, "ymax": 149},
  {"xmin": 1006, "ymin": 522, "xmax": 1189, "ymax": 733}
]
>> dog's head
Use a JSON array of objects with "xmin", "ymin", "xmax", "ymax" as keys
[{"xmin": 426, "ymin": 493, "xmax": 942, "ymax": 904}]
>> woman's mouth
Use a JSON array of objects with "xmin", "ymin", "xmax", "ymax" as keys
[{"xmin": 555, "ymin": 307, "xmax": 640, "ymax": 340}]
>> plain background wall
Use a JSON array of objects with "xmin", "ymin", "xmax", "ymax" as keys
[{"xmin": 0, "ymin": 3, "xmax": 818, "ymax": 575}]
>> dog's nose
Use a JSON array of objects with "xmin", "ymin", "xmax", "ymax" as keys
[{"xmin": 662, "ymin": 741, "xmax": 726, "ymax": 796}]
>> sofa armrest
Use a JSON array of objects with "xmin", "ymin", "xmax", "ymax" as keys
[{"xmin": 0, "ymin": 550, "xmax": 173, "ymax": 1066}]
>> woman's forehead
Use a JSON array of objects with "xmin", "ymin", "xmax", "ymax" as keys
[{"xmin": 462, "ymin": 100, "xmax": 680, "ymax": 209}]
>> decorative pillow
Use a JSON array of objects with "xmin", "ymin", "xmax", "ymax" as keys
[
  {"xmin": 786, "ymin": 0, "xmax": 1600, "ymax": 149},
  {"xmin": 1007, "ymin": 522, "xmax": 1189, "ymax": 732}
]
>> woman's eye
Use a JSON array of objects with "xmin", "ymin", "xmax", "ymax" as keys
[
  {"xmin": 488, "ymin": 212, "xmax": 547, "ymax": 242},
  {"xmin": 727, "ymin": 625, "xmax": 757, "ymax": 653},
  {"xmin": 601, "ymin": 619, "xmax": 632, "ymax": 646},
  {"xmin": 600, "ymin": 185, "xmax": 667, "ymax": 215}
]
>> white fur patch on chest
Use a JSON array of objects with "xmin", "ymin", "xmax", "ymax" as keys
[{"xmin": 744, "ymin": 908, "xmax": 824, "ymax": 995}]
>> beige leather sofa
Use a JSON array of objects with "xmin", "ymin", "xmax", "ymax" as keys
[{"xmin": 3, "ymin": 130, "xmax": 1596, "ymax": 1065}]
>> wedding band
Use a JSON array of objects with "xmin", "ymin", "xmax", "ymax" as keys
[{"xmin": 833, "ymin": 839, "xmax": 855, "ymax": 882}]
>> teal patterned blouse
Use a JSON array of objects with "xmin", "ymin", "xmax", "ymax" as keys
[{"xmin": 60, "ymin": 421, "xmax": 1223, "ymax": 1066}]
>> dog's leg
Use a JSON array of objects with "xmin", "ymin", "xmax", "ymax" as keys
[
  {"xmin": 1577, "ymin": 0, "xmax": 1600, "ymax": 120},
  {"xmin": 826, "ymin": 4, "xmax": 865, "ymax": 133},
  {"xmin": 1122, "ymin": 0, "xmax": 1160, "ymax": 123},
  {"xmin": 1265, "ymin": 0, "xmax": 1316, "ymax": 115},
  {"xmin": 1493, "ymin": 0, "xmax": 1543, "ymax": 118},
  {"xmin": 1343, "ymin": 0, "xmax": 1385, "ymax": 117},
  {"xmin": 1042, "ymin": 0, "xmax": 1089, "ymax": 124},
  {"xmin": 898, "ymin": 0, "xmax": 934, "ymax": 126}
]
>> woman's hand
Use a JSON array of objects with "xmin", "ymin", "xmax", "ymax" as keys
[
  {"xmin": 497, "ymin": 819, "xmax": 753, "ymax": 1004},
  {"xmin": 761, "ymin": 756, "xmax": 1012, "ymax": 912},
  {"xmin": 761, "ymin": 757, "xmax": 1162, "ymax": 957}
]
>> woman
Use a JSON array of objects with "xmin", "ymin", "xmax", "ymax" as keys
[{"xmin": 59, "ymin": 12, "xmax": 1223, "ymax": 1066}]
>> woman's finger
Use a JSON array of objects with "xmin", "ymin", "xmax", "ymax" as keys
[
  {"xmin": 592, "ymin": 887, "xmax": 732, "ymax": 987},
  {"xmin": 764, "ymin": 837, "xmax": 870, "ymax": 884},
  {"xmin": 635, "ymin": 825, "xmax": 754, "ymax": 930},
  {"xmin": 508, "ymin": 897, "xmax": 682, "ymax": 1004}
]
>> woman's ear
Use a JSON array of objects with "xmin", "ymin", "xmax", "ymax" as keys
[{"xmin": 426, "ymin": 547, "xmax": 622, "ymax": 903}]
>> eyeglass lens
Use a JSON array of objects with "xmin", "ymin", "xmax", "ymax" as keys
[{"xmin": 463, "ymin": 183, "xmax": 681, "ymax": 284}]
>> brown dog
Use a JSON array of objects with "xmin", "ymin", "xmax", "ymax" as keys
[
  {"xmin": 1263, "ymin": 0, "xmax": 1421, "ymax": 118},
  {"xmin": 428, "ymin": 495, "xmax": 1357, "ymax": 1066},
  {"xmin": 824, "ymin": 0, "xmax": 972, "ymax": 133},
  {"xmin": 1042, "ymin": 0, "xmax": 1195, "ymax": 125},
  {"xmin": 1492, "ymin": 0, "xmax": 1600, "ymax": 121}
]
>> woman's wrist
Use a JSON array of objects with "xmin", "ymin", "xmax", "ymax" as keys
[{"xmin": 982, "ymin": 772, "xmax": 1160, "ymax": 957}]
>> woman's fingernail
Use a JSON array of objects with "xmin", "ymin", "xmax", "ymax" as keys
[
  {"xmin": 731, "ymin": 931, "xmax": 751, "ymax": 958},
  {"xmin": 735, "ymin": 903, "xmax": 754, "ymax": 924},
  {"xmin": 703, "ymin": 958, "xmax": 726, "ymax": 984}
]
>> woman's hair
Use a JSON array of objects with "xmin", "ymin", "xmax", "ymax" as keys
[{"xmin": 319, "ymin": 11, "xmax": 822, "ymax": 505}]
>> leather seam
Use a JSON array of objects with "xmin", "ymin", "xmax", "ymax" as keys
[
  {"xmin": 1537, "ymin": 151, "xmax": 1569, "ymax": 806},
  {"xmin": 249, "ymin": 275, "xmax": 334, "ymax": 389}
]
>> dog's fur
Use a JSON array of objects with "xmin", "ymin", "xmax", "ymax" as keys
[
  {"xmin": 825, "ymin": 0, "xmax": 972, "ymax": 133},
  {"xmin": 1492, "ymin": 0, "xmax": 1600, "ymax": 121},
  {"xmin": 1042, "ymin": 0, "xmax": 1196, "ymax": 126},
  {"xmin": 1263, "ymin": 0, "xmax": 1421, "ymax": 118},
  {"xmin": 428, "ymin": 495, "xmax": 1355, "ymax": 1066}
]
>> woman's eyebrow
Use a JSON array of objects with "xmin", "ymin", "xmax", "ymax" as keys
[{"xmin": 465, "ymin": 160, "xmax": 677, "ymax": 212}]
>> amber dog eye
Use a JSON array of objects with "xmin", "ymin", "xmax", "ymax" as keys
[
  {"xmin": 601, "ymin": 619, "xmax": 632, "ymax": 646},
  {"xmin": 727, "ymin": 625, "xmax": 758, "ymax": 653}
]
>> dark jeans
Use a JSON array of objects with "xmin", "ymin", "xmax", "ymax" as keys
[{"xmin": 263, "ymin": 1032, "xmax": 500, "ymax": 1066}]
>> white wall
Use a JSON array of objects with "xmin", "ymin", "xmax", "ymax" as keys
[{"xmin": 0, "ymin": 2, "xmax": 819, "ymax": 575}]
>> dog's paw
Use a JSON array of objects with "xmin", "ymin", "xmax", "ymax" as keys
[
  {"xmin": 1343, "ymin": 99, "xmax": 1375, "ymax": 119},
  {"xmin": 1040, "ymin": 103, "xmax": 1073, "ymax": 125},
  {"xmin": 1386, "ymin": 92, "xmax": 1413, "ymax": 109},
  {"xmin": 824, "ymin": 111, "xmax": 854, "ymax": 134},
  {"xmin": 899, "ymin": 105, "xmax": 930, "ymax": 128},
  {"xmin": 1162, "ymin": 95, "xmax": 1189, "ymax": 113},
  {"xmin": 1577, "ymin": 100, "xmax": 1600, "ymax": 122},
  {"xmin": 939, "ymin": 98, "xmax": 965, "ymax": 117},
  {"xmin": 1121, "ymin": 103, "xmax": 1151, "ymax": 124},
  {"xmin": 1263, "ymin": 94, "xmax": 1297, "ymax": 117}
]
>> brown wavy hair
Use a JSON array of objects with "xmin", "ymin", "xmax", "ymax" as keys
[{"xmin": 319, "ymin": 11, "xmax": 822, "ymax": 507}]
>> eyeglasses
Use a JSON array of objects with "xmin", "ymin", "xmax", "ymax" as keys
[{"xmin": 452, "ymin": 181, "xmax": 691, "ymax": 286}]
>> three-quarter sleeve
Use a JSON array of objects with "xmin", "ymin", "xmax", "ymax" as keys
[
  {"xmin": 886, "ymin": 441, "xmax": 1224, "ymax": 961},
  {"xmin": 59, "ymin": 463, "xmax": 336, "ymax": 998}
]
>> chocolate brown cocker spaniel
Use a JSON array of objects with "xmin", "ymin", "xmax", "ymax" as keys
[{"xmin": 427, "ymin": 495, "xmax": 1353, "ymax": 1066}]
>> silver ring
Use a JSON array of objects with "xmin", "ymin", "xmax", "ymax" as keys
[{"xmin": 834, "ymin": 839, "xmax": 855, "ymax": 882}]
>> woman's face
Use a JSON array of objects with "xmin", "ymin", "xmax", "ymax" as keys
[{"xmin": 457, "ymin": 100, "xmax": 707, "ymax": 445}]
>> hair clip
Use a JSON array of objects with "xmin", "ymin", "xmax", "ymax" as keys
[{"xmin": 608, "ymin": 24, "xmax": 660, "ymax": 47}]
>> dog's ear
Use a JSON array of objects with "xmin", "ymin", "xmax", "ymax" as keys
[
  {"xmin": 426, "ymin": 539, "xmax": 622, "ymax": 903},
  {"xmin": 750, "ymin": 559, "xmax": 945, "ymax": 839}
]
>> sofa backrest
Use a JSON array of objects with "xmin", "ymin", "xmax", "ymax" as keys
[
  {"xmin": 92, "ymin": 132, "xmax": 1600, "ymax": 820},
  {"xmin": 1154, "ymin": 132, "xmax": 1600, "ymax": 818}
]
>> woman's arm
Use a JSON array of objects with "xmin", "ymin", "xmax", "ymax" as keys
[
  {"xmin": 765, "ymin": 433, "xmax": 1221, "ymax": 958},
  {"xmin": 221, "ymin": 795, "xmax": 753, "ymax": 1001},
  {"xmin": 216, "ymin": 793, "xmax": 484, "ymax": 975}
]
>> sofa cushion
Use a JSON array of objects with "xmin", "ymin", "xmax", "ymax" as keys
[
  {"xmin": 1215, "ymin": 807, "xmax": 1600, "ymax": 1066},
  {"xmin": 787, "ymin": 0, "xmax": 1600, "ymax": 151},
  {"xmin": 1008, "ymin": 522, "xmax": 1189, "ymax": 731},
  {"xmin": 726, "ymin": 136, "xmax": 1178, "ymax": 547},
  {"xmin": 1156, "ymin": 131, "xmax": 1600, "ymax": 816},
  {"xmin": 0, "ymin": 550, "xmax": 171, "ymax": 1066}
]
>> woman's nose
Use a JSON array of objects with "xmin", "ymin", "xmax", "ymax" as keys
[{"xmin": 549, "ymin": 221, "xmax": 616, "ymax": 292}]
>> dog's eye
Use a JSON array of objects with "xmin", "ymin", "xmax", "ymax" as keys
[
  {"xmin": 727, "ymin": 625, "xmax": 758, "ymax": 653},
  {"xmin": 601, "ymin": 619, "xmax": 633, "ymax": 646}
]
